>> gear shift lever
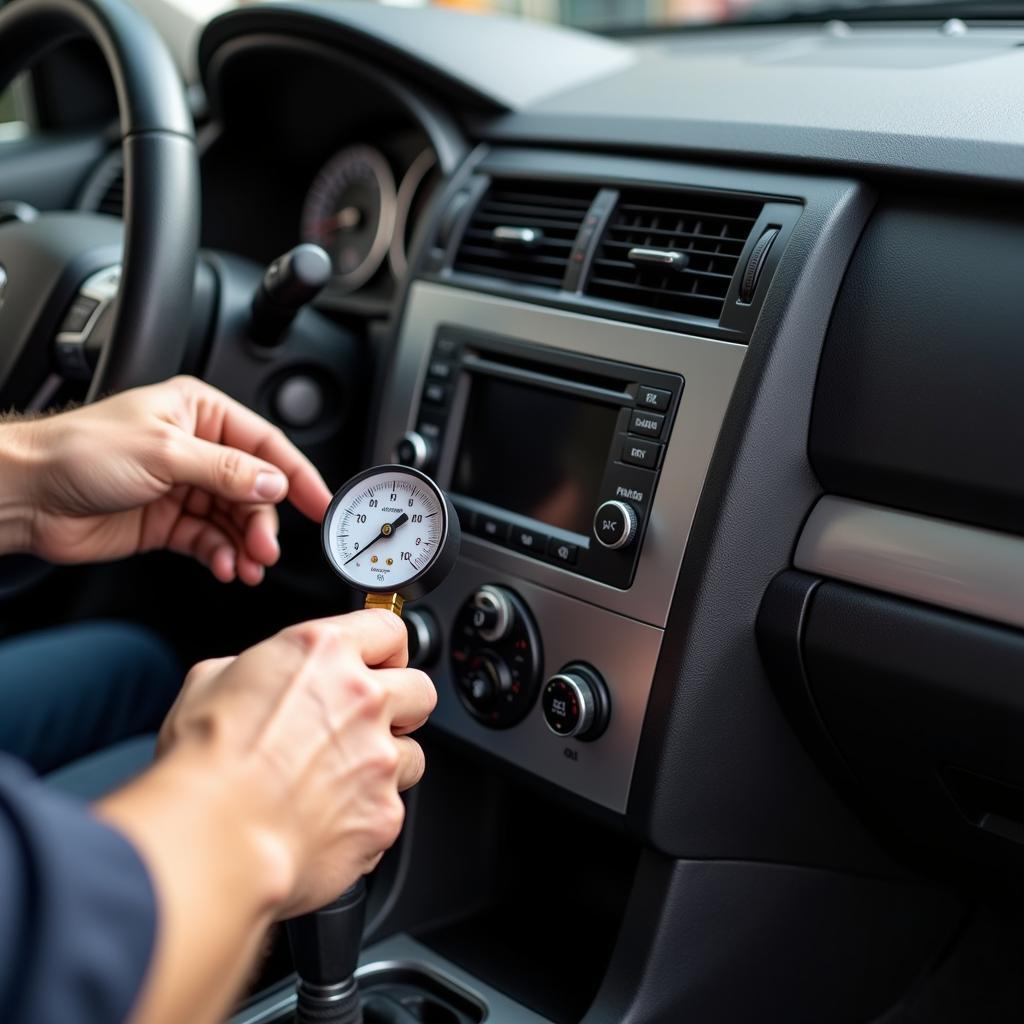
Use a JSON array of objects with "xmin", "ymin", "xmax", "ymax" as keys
[{"xmin": 286, "ymin": 879, "xmax": 367, "ymax": 1023}]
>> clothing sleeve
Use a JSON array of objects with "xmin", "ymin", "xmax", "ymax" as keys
[{"xmin": 0, "ymin": 754, "xmax": 157, "ymax": 1024}]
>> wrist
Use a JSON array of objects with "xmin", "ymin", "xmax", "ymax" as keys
[
  {"xmin": 0, "ymin": 419, "xmax": 46, "ymax": 555},
  {"xmin": 97, "ymin": 741, "xmax": 296, "ymax": 922}
]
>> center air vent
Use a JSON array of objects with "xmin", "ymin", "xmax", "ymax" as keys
[
  {"xmin": 585, "ymin": 189, "xmax": 763, "ymax": 321},
  {"xmin": 454, "ymin": 179, "xmax": 596, "ymax": 289}
]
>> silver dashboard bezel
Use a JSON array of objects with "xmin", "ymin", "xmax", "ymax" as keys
[{"xmin": 376, "ymin": 282, "xmax": 746, "ymax": 629}]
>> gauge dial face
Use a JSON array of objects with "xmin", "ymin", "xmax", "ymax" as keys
[
  {"xmin": 300, "ymin": 144, "xmax": 397, "ymax": 292},
  {"xmin": 323, "ymin": 467, "xmax": 449, "ymax": 594}
]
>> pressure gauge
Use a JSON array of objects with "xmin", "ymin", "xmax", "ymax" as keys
[{"xmin": 322, "ymin": 464, "xmax": 460, "ymax": 615}]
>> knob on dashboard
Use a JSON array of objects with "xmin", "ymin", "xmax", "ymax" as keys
[
  {"xmin": 593, "ymin": 500, "xmax": 638, "ymax": 550},
  {"xmin": 469, "ymin": 584, "xmax": 513, "ymax": 643},
  {"xmin": 405, "ymin": 608, "xmax": 440, "ymax": 668},
  {"xmin": 541, "ymin": 664, "xmax": 610, "ymax": 741},
  {"xmin": 393, "ymin": 430, "xmax": 435, "ymax": 470}
]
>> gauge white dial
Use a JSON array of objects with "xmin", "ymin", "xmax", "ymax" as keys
[{"xmin": 322, "ymin": 466, "xmax": 456, "ymax": 596}]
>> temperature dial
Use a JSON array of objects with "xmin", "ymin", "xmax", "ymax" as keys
[
  {"xmin": 322, "ymin": 465, "xmax": 460, "ymax": 609},
  {"xmin": 541, "ymin": 664, "xmax": 610, "ymax": 741}
]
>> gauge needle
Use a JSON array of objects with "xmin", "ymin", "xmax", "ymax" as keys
[
  {"xmin": 315, "ymin": 206, "xmax": 362, "ymax": 236},
  {"xmin": 344, "ymin": 513, "xmax": 409, "ymax": 565}
]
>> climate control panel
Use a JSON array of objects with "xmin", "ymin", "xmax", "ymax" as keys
[{"xmin": 450, "ymin": 585, "xmax": 543, "ymax": 728}]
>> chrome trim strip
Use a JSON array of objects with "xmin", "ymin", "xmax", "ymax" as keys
[{"xmin": 794, "ymin": 496, "xmax": 1024, "ymax": 632}]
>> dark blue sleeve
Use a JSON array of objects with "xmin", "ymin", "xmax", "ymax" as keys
[{"xmin": 0, "ymin": 754, "xmax": 157, "ymax": 1024}]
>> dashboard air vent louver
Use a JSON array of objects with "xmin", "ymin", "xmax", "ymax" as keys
[
  {"xmin": 454, "ymin": 179, "xmax": 597, "ymax": 289},
  {"xmin": 586, "ymin": 190, "xmax": 764, "ymax": 321},
  {"xmin": 97, "ymin": 165, "xmax": 124, "ymax": 217}
]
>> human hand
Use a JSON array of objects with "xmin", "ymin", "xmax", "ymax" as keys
[
  {"xmin": 156, "ymin": 608, "xmax": 435, "ymax": 916},
  {"xmin": 11, "ymin": 376, "xmax": 331, "ymax": 584}
]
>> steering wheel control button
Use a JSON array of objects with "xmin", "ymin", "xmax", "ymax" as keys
[
  {"xmin": 621, "ymin": 437, "xmax": 663, "ymax": 469},
  {"xmin": 628, "ymin": 409, "xmax": 665, "ymax": 439},
  {"xmin": 427, "ymin": 360, "xmax": 452, "ymax": 380},
  {"xmin": 60, "ymin": 296, "xmax": 100, "ymax": 334},
  {"xmin": 451, "ymin": 586, "xmax": 543, "ymax": 729},
  {"xmin": 547, "ymin": 537, "xmax": 579, "ymax": 567},
  {"xmin": 542, "ymin": 665, "xmax": 610, "ymax": 741},
  {"xmin": 394, "ymin": 430, "xmax": 434, "ymax": 470},
  {"xmin": 275, "ymin": 375, "xmax": 325, "ymax": 429},
  {"xmin": 593, "ymin": 500, "xmax": 638, "ymax": 550},
  {"xmin": 635, "ymin": 385, "xmax": 672, "ymax": 412}
]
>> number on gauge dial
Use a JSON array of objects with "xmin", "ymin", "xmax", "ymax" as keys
[{"xmin": 325, "ymin": 470, "xmax": 445, "ymax": 591}]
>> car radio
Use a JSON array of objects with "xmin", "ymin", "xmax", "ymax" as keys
[{"xmin": 393, "ymin": 328, "xmax": 683, "ymax": 589}]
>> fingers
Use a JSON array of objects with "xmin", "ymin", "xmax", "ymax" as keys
[
  {"xmin": 394, "ymin": 737, "xmax": 426, "ymax": 792},
  {"xmin": 169, "ymin": 435, "xmax": 291, "ymax": 508},
  {"xmin": 291, "ymin": 609, "xmax": 410, "ymax": 671},
  {"xmin": 183, "ymin": 379, "xmax": 333, "ymax": 522},
  {"xmin": 375, "ymin": 667, "xmax": 437, "ymax": 736}
]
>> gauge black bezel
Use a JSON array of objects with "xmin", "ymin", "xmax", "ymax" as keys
[{"xmin": 321, "ymin": 463, "xmax": 461, "ymax": 602}]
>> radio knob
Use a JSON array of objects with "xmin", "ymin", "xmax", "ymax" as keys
[
  {"xmin": 541, "ymin": 665, "xmax": 610, "ymax": 741},
  {"xmin": 393, "ymin": 430, "xmax": 434, "ymax": 470},
  {"xmin": 469, "ymin": 584, "xmax": 513, "ymax": 643},
  {"xmin": 593, "ymin": 500, "xmax": 638, "ymax": 550}
]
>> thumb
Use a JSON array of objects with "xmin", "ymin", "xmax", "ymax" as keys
[{"xmin": 168, "ymin": 436, "xmax": 290, "ymax": 504}]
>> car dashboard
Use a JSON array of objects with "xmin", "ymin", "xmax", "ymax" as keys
[{"xmin": 44, "ymin": 4, "xmax": 1024, "ymax": 1021}]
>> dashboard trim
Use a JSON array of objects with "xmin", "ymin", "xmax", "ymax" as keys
[
  {"xmin": 377, "ymin": 281, "xmax": 747, "ymax": 628},
  {"xmin": 795, "ymin": 496, "xmax": 1024, "ymax": 634}
]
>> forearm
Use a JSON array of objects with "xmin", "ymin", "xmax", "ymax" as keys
[
  {"xmin": 96, "ymin": 745, "xmax": 294, "ymax": 1024},
  {"xmin": 0, "ymin": 420, "xmax": 41, "ymax": 556}
]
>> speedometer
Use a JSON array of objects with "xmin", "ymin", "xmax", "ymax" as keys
[{"xmin": 300, "ymin": 144, "xmax": 397, "ymax": 292}]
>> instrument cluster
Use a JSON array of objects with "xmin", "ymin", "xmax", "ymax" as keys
[{"xmin": 300, "ymin": 137, "xmax": 440, "ymax": 312}]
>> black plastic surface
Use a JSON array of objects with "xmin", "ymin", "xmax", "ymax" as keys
[
  {"xmin": 810, "ymin": 197, "xmax": 1024, "ymax": 538},
  {"xmin": 804, "ymin": 581, "xmax": 1024, "ymax": 867},
  {"xmin": 625, "ymin": 171, "xmax": 901, "ymax": 872}
]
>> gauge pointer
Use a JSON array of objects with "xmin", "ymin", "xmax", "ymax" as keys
[{"xmin": 344, "ymin": 513, "xmax": 409, "ymax": 566}]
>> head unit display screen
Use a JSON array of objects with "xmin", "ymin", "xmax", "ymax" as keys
[{"xmin": 453, "ymin": 375, "xmax": 619, "ymax": 536}]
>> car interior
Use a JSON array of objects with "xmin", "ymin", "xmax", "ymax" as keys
[{"xmin": 2, "ymin": 0, "xmax": 1024, "ymax": 1020}]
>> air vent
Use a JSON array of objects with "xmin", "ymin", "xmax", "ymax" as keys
[
  {"xmin": 78, "ymin": 150, "xmax": 124, "ymax": 217},
  {"xmin": 585, "ymin": 189, "xmax": 763, "ymax": 321},
  {"xmin": 97, "ymin": 164, "xmax": 124, "ymax": 217},
  {"xmin": 454, "ymin": 179, "xmax": 596, "ymax": 289}
]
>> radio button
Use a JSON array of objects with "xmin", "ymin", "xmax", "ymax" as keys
[
  {"xmin": 601, "ymin": 464, "xmax": 657, "ymax": 513},
  {"xmin": 622, "ymin": 437, "xmax": 663, "ymax": 469},
  {"xmin": 423, "ymin": 382, "xmax": 448, "ymax": 406},
  {"xmin": 629, "ymin": 410, "xmax": 665, "ymax": 439},
  {"xmin": 547, "ymin": 537, "xmax": 579, "ymax": 566},
  {"xmin": 635, "ymin": 386, "xmax": 672, "ymax": 412},
  {"xmin": 511, "ymin": 525, "xmax": 547, "ymax": 554},
  {"xmin": 475, "ymin": 515, "xmax": 510, "ymax": 545}
]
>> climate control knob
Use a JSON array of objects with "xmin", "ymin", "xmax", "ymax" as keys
[
  {"xmin": 468, "ymin": 584, "xmax": 513, "ymax": 643},
  {"xmin": 405, "ymin": 608, "xmax": 440, "ymax": 668},
  {"xmin": 393, "ymin": 430, "xmax": 434, "ymax": 470},
  {"xmin": 593, "ymin": 500, "xmax": 638, "ymax": 550},
  {"xmin": 541, "ymin": 664, "xmax": 610, "ymax": 741},
  {"xmin": 450, "ymin": 585, "xmax": 543, "ymax": 729}
]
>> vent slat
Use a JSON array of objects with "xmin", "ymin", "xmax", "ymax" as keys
[
  {"xmin": 454, "ymin": 178, "xmax": 597, "ymax": 289},
  {"xmin": 585, "ymin": 188, "xmax": 763, "ymax": 321}
]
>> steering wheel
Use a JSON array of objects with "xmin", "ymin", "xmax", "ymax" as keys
[{"xmin": 0, "ymin": 0, "xmax": 198, "ymax": 408}]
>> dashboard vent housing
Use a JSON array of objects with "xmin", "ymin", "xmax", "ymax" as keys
[
  {"xmin": 454, "ymin": 179, "xmax": 596, "ymax": 289},
  {"xmin": 97, "ymin": 167, "xmax": 125, "ymax": 217},
  {"xmin": 585, "ymin": 189, "xmax": 763, "ymax": 321}
]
